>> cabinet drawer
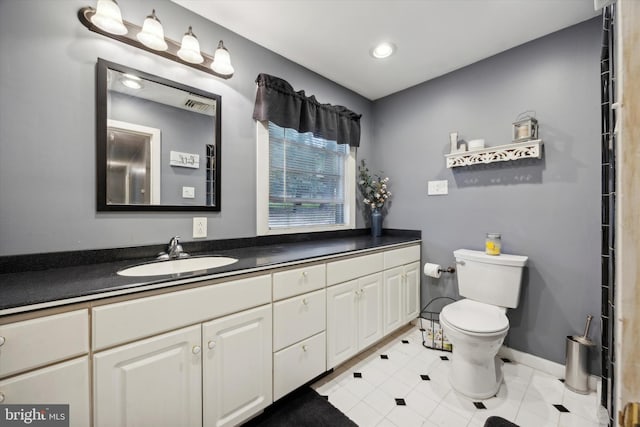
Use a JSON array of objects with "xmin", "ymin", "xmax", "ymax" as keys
[
  {"xmin": 93, "ymin": 274, "xmax": 271, "ymax": 350},
  {"xmin": 273, "ymin": 264, "xmax": 325, "ymax": 301},
  {"xmin": 384, "ymin": 245, "xmax": 420, "ymax": 269},
  {"xmin": 273, "ymin": 289, "xmax": 325, "ymax": 352},
  {"xmin": 0, "ymin": 357, "xmax": 90, "ymax": 427},
  {"xmin": 273, "ymin": 332, "xmax": 326, "ymax": 401},
  {"xmin": 326, "ymin": 253, "xmax": 384, "ymax": 286},
  {"xmin": 0, "ymin": 310, "xmax": 89, "ymax": 378}
]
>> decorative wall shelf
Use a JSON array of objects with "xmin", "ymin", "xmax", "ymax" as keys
[{"xmin": 445, "ymin": 140, "xmax": 543, "ymax": 168}]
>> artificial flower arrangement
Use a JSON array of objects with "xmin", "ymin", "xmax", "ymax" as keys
[{"xmin": 357, "ymin": 160, "xmax": 391, "ymax": 210}]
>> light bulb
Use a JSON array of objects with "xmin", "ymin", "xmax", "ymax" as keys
[
  {"xmin": 91, "ymin": 0, "xmax": 127, "ymax": 35},
  {"xmin": 136, "ymin": 9, "xmax": 168, "ymax": 51},
  {"xmin": 211, "ymin": 40, "xmax": 234, "ymax": 76},
  {"xmin": 177, "ymin": 26, "xmax": 204, "ymax": 64}
]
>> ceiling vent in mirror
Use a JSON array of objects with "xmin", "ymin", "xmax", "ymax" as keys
[{"xmin": 183, "ymin": 95, "xmax": 216, "ymax": 115}]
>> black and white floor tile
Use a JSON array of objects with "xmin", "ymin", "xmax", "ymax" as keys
[{"xmin": 312, "ymin": 325, "xmax": 607, "ymax": 427}]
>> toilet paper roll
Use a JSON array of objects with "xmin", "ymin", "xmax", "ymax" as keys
[{"xmin": 424, "ymin": 263, "xmax": 442, "ymax": 278}]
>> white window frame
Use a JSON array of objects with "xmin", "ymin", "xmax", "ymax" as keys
[{"xmin": 256, "ymin": 121, "xmax": 356, "ymax": 236}]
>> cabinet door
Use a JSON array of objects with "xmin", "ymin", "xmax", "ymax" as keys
[
  {"xmin": 358, "ymin": 273, "xmax": 384, "ymax": 350},
  {"xmin": 403, "ymin": 262, "xmax": 421, "ymax": 322},
  {"xmin": 383, "ymin": 267, "xmax": 403, "ymax": 335},
  {"xmin": 326, "ymin": 280, "xmax": 358, "ymax": 369},
  {"xmin": 94, "ymin": 325, "xmax": 202, "ymax": 427},
  {"xmin": 203, "ymin": 304, "xmax": 272, "ymax": 427},
  {"xmin": 0, "ymin": 357, "xmax": 90, "ymax": 427}
]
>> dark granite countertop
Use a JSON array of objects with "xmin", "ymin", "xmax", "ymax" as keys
[{"xmin": 0, "ymin": 229, "xmax": 421, "ymax": 315}]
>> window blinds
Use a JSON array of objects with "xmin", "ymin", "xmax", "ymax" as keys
[{"xmin": 268, "ymin": 122, "xmax": 347, "ymax": 228}]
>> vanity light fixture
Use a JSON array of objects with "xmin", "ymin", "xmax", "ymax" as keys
[
  {"xmin": 211, "ymin": 41, "xmax": 235, "ymax": 77},
  {"xmin": 78, "ymin": 3, "xmax": 234, "ymax": 79},
  {"xmin": 90, "ymin": 0, "xmax": 127, "ymax": 35},
  {"xmin": 177, "ymin": 26, "xmax": 204, "ymax": 64},
  {"xmin": 136, "ymin": 9, "xmax": 168, "ymax": 51},
  {"xmin": 371, "ymin": 42, "xmax": 395, "ymax": 59}
]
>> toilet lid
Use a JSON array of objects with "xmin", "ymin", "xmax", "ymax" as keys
[{"xmin": 441, "ymin": 299, "xmax": 509, "ymax": 334}]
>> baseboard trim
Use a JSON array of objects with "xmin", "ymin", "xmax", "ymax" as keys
[{"xmin": 498, "ymin": 345, "xmax": 599, "ymax": 392}]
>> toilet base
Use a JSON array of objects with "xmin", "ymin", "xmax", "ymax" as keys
[{"xmin": 449, "ymin": 355, "xmax": 504, "ymax": 399}]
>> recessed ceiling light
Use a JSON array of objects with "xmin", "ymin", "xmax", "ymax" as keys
[
  {"xmin": 371, "ymin": 42, "xmax": 395, "ymax": 59},
  {"xmin": 120, "ymin": 73, "xmax": 143, "ymax": 89}
]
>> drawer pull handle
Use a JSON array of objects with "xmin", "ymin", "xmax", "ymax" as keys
[
  {"xmin": 208, "ymin": 340, "xmax": 216, "ymax": 350},
  {"xmin": 0, "ymin": 392, "xmax": 5, "ymax": 403},
  {"xmin": 0, "ymin": 336, "xmax": 5, "ymax": 347},
  {"xmin": 302, "ymin": 345, "xmax": 308, "ymax": 352},
  {"xmin": 302, "ymin": 298, "xmax": 309, "ymax": 305},
  {"xmin": 192, "ymin": 345, "xmax": 201, "ymax": 355}
]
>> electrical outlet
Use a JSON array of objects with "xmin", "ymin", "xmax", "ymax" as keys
[
  {"xmin": 428, "ymin": 180, "xmax": 448, "ymax": 196},
  {"xmin": 193, "ymin": 217, "xmax": 207, "ymax": 238}
]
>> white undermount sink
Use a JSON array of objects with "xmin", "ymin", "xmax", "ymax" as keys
[{"xmin": 118, "ymin": 256, "xmax": 239, "ymax": 277}]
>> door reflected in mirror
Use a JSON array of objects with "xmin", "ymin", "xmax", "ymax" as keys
[{"xmin": 97, "ymin": 59, "xmax": 221, "ymax": 211}]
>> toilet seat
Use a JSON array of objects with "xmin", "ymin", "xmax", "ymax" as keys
[{"xmin": 441, "ymin": 299, "xmax": 509, "ymax": 335}]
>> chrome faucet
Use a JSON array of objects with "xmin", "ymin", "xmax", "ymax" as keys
[{"xmin": 157, "ymin": 236, "xmax": 189, "ymax": 260}]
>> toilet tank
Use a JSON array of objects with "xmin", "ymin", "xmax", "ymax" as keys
[{"xmin": 454, "ymin": 249, "xmax": 528, "ymax": 308}]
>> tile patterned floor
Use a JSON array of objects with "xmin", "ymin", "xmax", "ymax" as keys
[{"xmin": 312, "ymin": 324, "xmax": 608, "ymax": 427}]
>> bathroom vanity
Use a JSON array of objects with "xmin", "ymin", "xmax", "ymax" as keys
[{"xmin": 0, "ymin": 231, "xmax": 420, "ymax": 427}]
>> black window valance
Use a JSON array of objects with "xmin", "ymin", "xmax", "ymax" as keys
[{"xmin": 252, "ymin": 73, "xmax": 362, "ymax": 147}]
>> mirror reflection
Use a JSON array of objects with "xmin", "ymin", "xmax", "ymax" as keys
[{"xmin": 97, "ymin": 59, "xmax": 221, "ymax": 211}]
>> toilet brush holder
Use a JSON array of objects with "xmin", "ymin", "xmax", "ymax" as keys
[{"xmin": 565, "ymin": 315, "xmax": 595, "ymax": 394}]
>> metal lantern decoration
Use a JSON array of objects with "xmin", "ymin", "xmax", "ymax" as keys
[{"xmin": 512, "ymin": 115, "xmax": 538, "ymax": 142}]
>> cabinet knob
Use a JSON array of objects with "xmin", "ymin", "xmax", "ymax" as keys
[
  {"xmin": 192, "ymin": 345, "xmax": 201, "ymax": 355},
  {"xmin": 302, "ymin": 298, "xmax": 309, "ymax": 306},
  {"xmin": 208, "ymin": 340, "xmax": 216, "ymax": 350},
  {"xmin": 0, "ymin": 392, "xmax": 4, "ymax": 403},
  {"xmin": 0, "ymin": 336, "xmax": 5, "ymax": 347},
  {"xmin": 302, "ymin": 345, "xmax": 308, "ymax": 352},
  {"xmin": 301, "ymin": 271, "xmax": 308, "ymax": 278}
]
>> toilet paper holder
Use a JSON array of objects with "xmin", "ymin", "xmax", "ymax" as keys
[{"xmin": 439, "ymin": 266, "xmax": 455, "ymax": 274}]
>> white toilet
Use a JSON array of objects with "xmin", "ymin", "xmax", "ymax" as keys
[{"xmin": 440, "ymin": 249, "xmax": 528, "ymax": 399}]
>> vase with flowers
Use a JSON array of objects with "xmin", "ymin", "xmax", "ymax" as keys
[{"xmin": 358, "ymin": 160, "xmax": 392, "ymax": 237}]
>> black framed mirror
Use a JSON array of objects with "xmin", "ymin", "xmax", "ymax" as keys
[{"xmin": 97, "ymin": 59, "xmax": 221, "ymax": 211}]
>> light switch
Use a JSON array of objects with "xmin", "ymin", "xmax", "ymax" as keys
[
  {"xmin": 428, "ymin": 180, "xmax": 448, "ymax": 196},
  {"xmin": 182, "ymin": 186, "xmax": 195, "ymax": 199},
  {"xmin": 193, "ymin": 217, "xmax": 207, "ymax": 238}
]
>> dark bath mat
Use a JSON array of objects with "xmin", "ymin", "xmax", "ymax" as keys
[
  {"xmin": 242, "ymin": 386, "xmax": 357, "ymax": 427},
  {"xmin": 483, "ymin": 415, "xmax": 519, "ymax": 427}
]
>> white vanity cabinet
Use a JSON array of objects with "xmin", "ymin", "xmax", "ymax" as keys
[
  {"xmin": 326, "ymin": 272, "xmax": 384, "ymax": 369},
  {"xmin": 0, "ymin": 310, "xmax": 90, "ymax": 427},
  {"xmin": 93, "ymin": 325, "xmax": 203, "ymax": 427},
  {"xmin": 0, "ymin": 239, "xmax": 422, "ymax": 427},
  {"xmin": 272, "ymin": 264, "xmax": 327, "ymax": 401},
  {"xmin": 383, "ymin": 245, "xmax": 421, "ymax": 332},
  {"xmin": 92, "ymin": 274, "xmax": 272, "ymax": 427},
  {"xmin": 326, "ymin": 244, "xmax": 421, "ymax": 369},
  {"xmin": 202, "ymin": 304, "xmax": 272, "ymax": 427}
]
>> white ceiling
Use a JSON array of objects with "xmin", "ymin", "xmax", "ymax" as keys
[{"xmin": 173, "ymin": 0, "xmax": 600, "ymax": 100}]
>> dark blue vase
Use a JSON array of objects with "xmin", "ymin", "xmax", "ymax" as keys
[{"xmin": 371, "ymin": 209, "xmax": 383, "ymax": 237}]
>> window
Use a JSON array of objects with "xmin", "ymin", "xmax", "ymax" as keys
[{"xmin": 257, "ymin": 121, "xmax": 355, "ymax": 235}]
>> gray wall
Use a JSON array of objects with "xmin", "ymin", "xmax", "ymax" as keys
[
  {"xmin": 0, "ymin": 0, "xmax": 373, "ymax": 255},
  {"xmin": 371, "ymin": 18, "xmax": 602, "ymax": 372}
]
